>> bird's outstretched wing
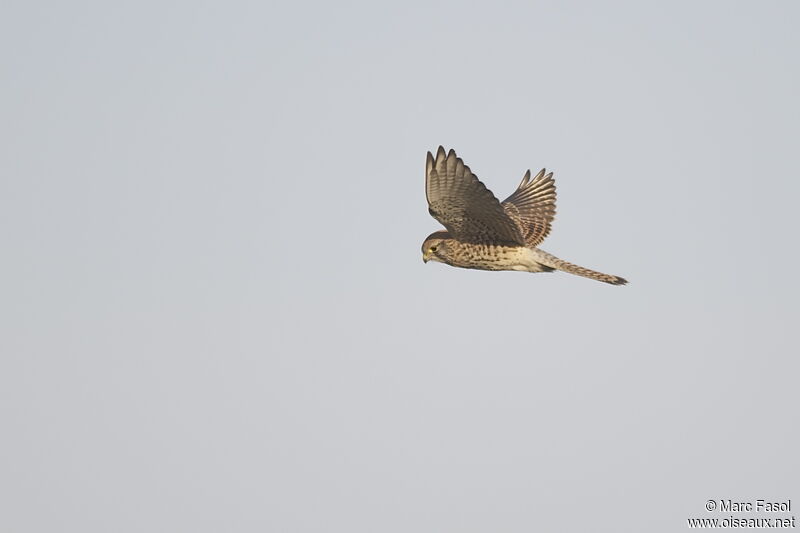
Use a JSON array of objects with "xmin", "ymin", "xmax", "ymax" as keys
[
  {"xmin": 426, "ymin": 147, "xmax": 524, "ymax": 245},
  {"xmin": 501, "ymin": 168, "xmax": 557, "ymax": 247}
]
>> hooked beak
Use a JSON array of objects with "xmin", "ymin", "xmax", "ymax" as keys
[{"xmin": 422, "ymin": 251, "xmax": 430, "ymax": 263}]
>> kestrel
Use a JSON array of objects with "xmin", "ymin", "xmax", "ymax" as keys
[{"xmin": 421, "ymin": 147, "xmax": 627, "ymax": 285}]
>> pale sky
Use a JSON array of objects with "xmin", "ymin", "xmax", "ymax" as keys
[{"xmin": 2, "ymin": 1, "xmax": 798, "ymax": 532}]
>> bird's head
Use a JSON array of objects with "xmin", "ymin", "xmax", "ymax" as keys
[{"xmin": 421, "ymin": 231, "xmax": 451, "ymax": 264}]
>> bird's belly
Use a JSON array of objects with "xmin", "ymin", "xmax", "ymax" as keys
[{"xmin": 451, "ymin": 245, "xmax": 534, "ymax": 271}]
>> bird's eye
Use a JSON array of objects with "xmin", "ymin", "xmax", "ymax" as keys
[{"xmin": 429, "ymin": 246, "xmax": 437, "ymax": 253}]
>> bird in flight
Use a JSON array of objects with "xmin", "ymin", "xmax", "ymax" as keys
[{"xmin": 422, "ymin": 147, "xmax": 627, "ymax": 285}]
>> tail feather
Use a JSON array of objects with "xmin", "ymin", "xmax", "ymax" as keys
[{"xmin": 532, "ymin": 249, "xmax": 627, "ymax": 285}]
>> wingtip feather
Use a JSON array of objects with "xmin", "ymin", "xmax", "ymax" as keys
[{"xmin": 519, "ymin": 169, "xmax": 531, "ymax": 188}]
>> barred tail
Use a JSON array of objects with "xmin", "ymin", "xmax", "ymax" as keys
[{"xmin": 531, "ymin": 249, "xmax": 628, "ymax": 285}]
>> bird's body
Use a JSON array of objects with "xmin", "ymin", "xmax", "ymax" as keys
[
  {"xmin": 421, "ymin": 147, "xmax": 627, "ymax": 285},
  {"xmin": 421, "ymin": 233, "xmax": 550, "ymax": 272}
]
